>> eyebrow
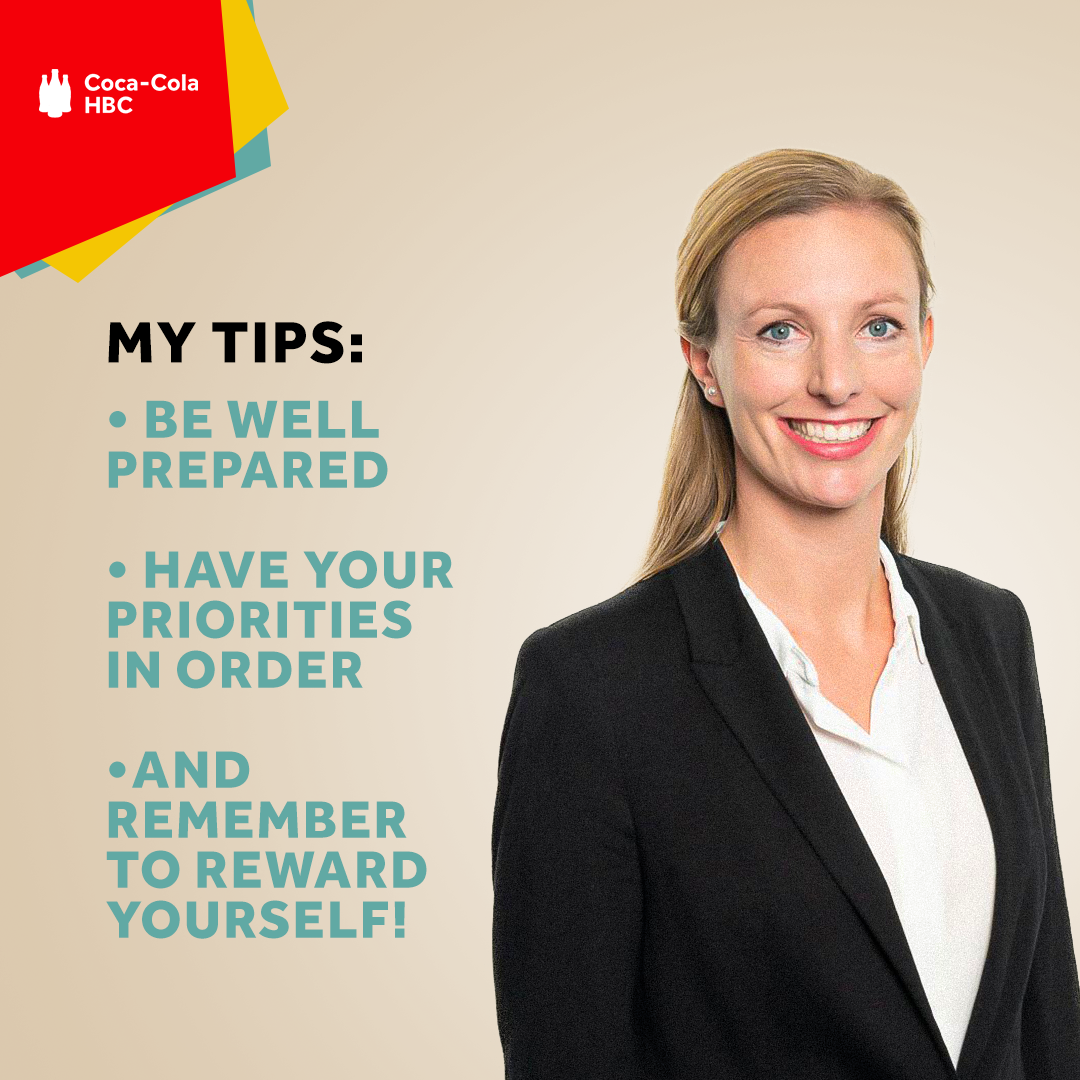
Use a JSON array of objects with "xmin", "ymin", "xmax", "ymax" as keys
[{"xmin": 743, "ymin": 293, "xmax": 912, "ymax": 320}]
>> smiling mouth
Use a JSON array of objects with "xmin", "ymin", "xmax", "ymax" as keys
[{"xmin": 784, "ymin": 417, "xmax": 878, "ymax": 444}]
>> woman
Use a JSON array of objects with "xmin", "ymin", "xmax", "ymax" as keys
[{"xmin": 491, "ymin": 148, "xmax": 1080, "ymax": 1079}]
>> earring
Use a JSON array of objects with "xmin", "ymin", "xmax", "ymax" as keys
[{"xmin": 706, "ymin": 386, "xmax": 717, "ymax": 397}]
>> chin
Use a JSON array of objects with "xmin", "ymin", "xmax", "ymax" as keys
[
  {"xmin": 795, "ymin": 480, "xmax": 878, "ymax": 511},
  {"xmin": 790, "ymin": 459, "xmax": 890, "ymax": 505}
]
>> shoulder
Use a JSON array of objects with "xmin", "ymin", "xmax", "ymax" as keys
[
  {"xmin": 895, "ymin": 549, "xmax": 1024, "ymax": 622},
  {"xmin": 499, "ymin": 570, "xmax": 688, "ymax": 776},
  {"xmin": 513, "ymin": 566, "xmax": 688, "ymax": 687},
  {"xmin": 894, "ymin": 549, "xmax": 1031, "ymax": 667}
]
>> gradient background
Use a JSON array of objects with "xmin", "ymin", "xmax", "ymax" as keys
[{"xmin": 2, "ymin": 1, "xmax": 1077, "ymax": 1076}]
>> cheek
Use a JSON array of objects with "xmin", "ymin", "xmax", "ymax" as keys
[
  {"xmin": 723, "ymin": 353, "xmax": 794, "ymax": 412},
  {"xmin": 877, "ymin": 357, "xmax": 923, "ymax": 409}
]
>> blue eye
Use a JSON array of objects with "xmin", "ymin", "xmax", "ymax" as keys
[
  {"xmin": 761, "ymin": 322, "xmax": 793, "ymax": 342},
  {"xmin": 866, "ymin": 317, "xmax": 901, "ymax": 338}
]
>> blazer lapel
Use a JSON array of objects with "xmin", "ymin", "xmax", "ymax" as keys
[
  {"xmin": 891, "ymin": 550, "xmax": 1043, "ymax": 1080},
  {"xmin": 668, "ymin": 536, "xmax": 956, "ymax": 1076}
]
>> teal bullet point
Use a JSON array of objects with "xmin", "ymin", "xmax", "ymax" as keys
[
  {"xmin": 109, "ymin": 411, "xmax": 126, "ymax": 428},
  {"xmin": 109, "ymin": 761, "xmax": 126, "ymax": 778},
  {"xmin": 109, "ymin": 561, "xmax": 126, "ymax": 578}
]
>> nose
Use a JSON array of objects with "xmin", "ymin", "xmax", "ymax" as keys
[{"xmin": 806, "ymin": 333, "xmax": 863, "ymax": 406}]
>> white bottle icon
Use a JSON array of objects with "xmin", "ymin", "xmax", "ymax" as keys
[
  {"xmin": 45, "ymin": 69, "xmax": 63, "ymax": 118},
  {"xmin": 39, "ymin": 68, "xmax": 69, "ymax": 118}
]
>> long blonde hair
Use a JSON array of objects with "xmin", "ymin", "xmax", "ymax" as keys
[{"xmin": 638, "ymin": 148, "xmax": 934, "ymax": 581}]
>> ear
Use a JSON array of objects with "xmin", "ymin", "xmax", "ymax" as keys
[
  {"xmin": 680, "ymin": 336, "xmax": 725, "ymax": 407},
  {"xmin": 920, "ymin": 312, "xmax": 934, "ymax": 370}
]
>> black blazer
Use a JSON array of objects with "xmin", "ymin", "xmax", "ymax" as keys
[{"xmin": 492, "ymin": 536, "xmax": 1080, "ymax": 1079}]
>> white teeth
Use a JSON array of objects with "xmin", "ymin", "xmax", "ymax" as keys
[{"xmin": 788, "ymin": 418, "xmax": 873, "ymax": 443}]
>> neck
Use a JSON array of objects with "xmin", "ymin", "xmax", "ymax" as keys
[{"xmin": 719, "ymin": 469, "xmax": 889, "ymax": 637}]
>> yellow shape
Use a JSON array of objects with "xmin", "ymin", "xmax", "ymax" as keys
[
  {"xmin": 45, "ymin": 207, "xmax": 168, "ymax": 282},
  {"xmin": 222, "ymin": 0, "xmax": 289, "ymax": 152},
  {"xmin": 42, "ymin": 0, "xmax": 288, "ymax": 280}
]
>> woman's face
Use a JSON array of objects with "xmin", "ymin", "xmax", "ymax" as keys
[{"xmin": 683, "ymin": 204, "xmax": 934, "ymax": 515}]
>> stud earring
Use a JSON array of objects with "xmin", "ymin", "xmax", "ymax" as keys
[{"xmin": 706, "ymin": 386, "xmax": 718, "ymax": 397}]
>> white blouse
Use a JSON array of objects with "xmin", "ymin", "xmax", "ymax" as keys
[{"xmin": 716, "ymin": 522, "xmax": 997, "ymax": 1067}]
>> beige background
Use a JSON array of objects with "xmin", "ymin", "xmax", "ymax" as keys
[{"xmin": 2, "ymin": 1, "xmax": 1078, "ymax": 1075}]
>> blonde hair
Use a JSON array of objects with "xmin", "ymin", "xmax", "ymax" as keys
[{"xmin": 638, "ymin": 148, "xmax": 934, "ymax": 581}]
